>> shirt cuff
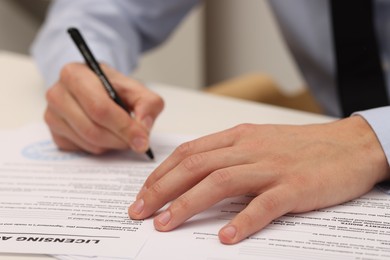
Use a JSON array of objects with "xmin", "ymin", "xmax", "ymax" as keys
[{"xmin": 354, "ymin": 106, "xmax": 390, "ymax": 167}]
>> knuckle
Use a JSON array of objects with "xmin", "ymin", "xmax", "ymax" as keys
[
  {"xmin": 45, "ymin": 87, "xmax": 61, "ymax": 108},
  {"xmin": 209, "ymin": 168, "xmax": 233, "ymax": 186},
  {"xmin": 142, "ymin": 179, "xmax": 153, "ymax": 190},
  {"xmin": 148, "ymin": 182, "xmax": 164, "ymax": 199},
  {"xmin": 292, "ymin": 174, "xmax": 309, "ymax": 188},
  {"xmin": 45, "ymin": 87, "xmax": 55, "ymax": 103},
  {"xmin": 289, "ymin": 175, "xmax": 317, "ymax": 202},
  {"xmin": 260, "ymin": 193, "xmax": 281, "ymax": 212},
  {"xmin": 232, "ymin": 123, "xmax": 256, "ymax": 138},
  {"xmin": 235, "ymin": 123, "xmax": 255, "ymax": 132},
  {"xmin": 183, "ymin": 153, "xmax": 205, "ymax": 172},
  {"xmin": 116, "ymin": 123, "xmax": 131, "ymax": 136},
  {"xmin": 237, "ymin": 211, "xmax": 255, "ymax": 227},
  {"xmin": 43, "ymin": 110, "xmax": 54, "ymax": 126},
  {"xmin": 87, "ymin": 100, "xmax": 110, "ymax": 122},
  {"xmin": 79, "ymin": 125, "xmax": 101, "ymax": 144},
  {"xmin": 175, "ymin": 141, "xmax": 195, "ymax": 158},
  {"xmin": 44, "ymin": 110, "xmax": 63, "ymax": 134},
  {"xmin": 172, "ymin": 195, "xmax": 191, "ymax": 212},
  {"xmin": 59, "ymin": 63, "xmax": 79, "ymax": 84}
]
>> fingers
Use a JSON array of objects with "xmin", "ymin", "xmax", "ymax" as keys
[
  {"xmin": 152, "ymin": 163, "xmax": 277, "ymax": 231},
  {"xmin": 138, "ymin": 127, "xmax": 239, "ymax": 197},
  {"xmin": 219, "ymin": 186, "xmax": 295, "ymax": 244},
  {"xmin": 129, "ymin": 146, "xmax": 245, "ymax": 218},
  {"xmin": 46, "ymin": 63, "xmax": 164, "ymax": 154},
  {"xmin": 60, "ymin": 64, "xmax": 149, "ymax": 152},
  {"xmin": 51, "ymin": 135, "xmax": 83, "ymax": 152},
  {"xmin": 46, "ymin": 84, "xmax": 127, "ymax": 151},
  {"xmin": 131, "ymin": 159, "xmax": 293, "ymax": 245},
  {"xmin": 45, "ymin": 108, "xmax": 107, "ymax": 154}
]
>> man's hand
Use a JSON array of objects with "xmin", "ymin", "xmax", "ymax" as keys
[
  {"xmin": 129, "ymin": 116, "xmax": 389, "ymax": 244},
  {"xmin": 44, "ymin": 63, "xmax": 164, "ymax": 154}
]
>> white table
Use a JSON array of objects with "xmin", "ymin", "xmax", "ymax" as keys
[{"xmin": 0, "ymin": 52, "xmax": 334, "ymax": 259}]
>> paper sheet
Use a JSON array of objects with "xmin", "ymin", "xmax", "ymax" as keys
[
  {"xmin": 1, "ymin": 124, "xmax": 390, "ymax": 259},
  {"xmin": 0, "ymin": 124, "xmax": 190, "ymax": 258},
  {"xmin": 55, "ymin": 188, "xmax": 390, "ymax": 260},
  {"xmin": 135, "ymin": 188, "xmax": 390, "ymax": 260}
]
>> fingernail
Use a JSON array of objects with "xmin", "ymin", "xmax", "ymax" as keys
[
  {"xmin": 130, "ymin": 199, "xmax": 144, "ymax": 215},
  {"xmin": 142, "ymin": 116, "xmax": 154, "ymax": 131},
  {"xmin": 131, "ymin": 137, "xmax": 148, "ymax": 151},
  {"xmin": 156, "ymin": 210, "xmax": 171, "ymax": 226},
  {"xmin": 221, "ymin": 225, "xmax": 237, "ymax": 239}
]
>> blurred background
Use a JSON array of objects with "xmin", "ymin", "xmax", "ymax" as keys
[{"xmin": 0, "ymin": 0, "xmax": 303, "ymax": 94}]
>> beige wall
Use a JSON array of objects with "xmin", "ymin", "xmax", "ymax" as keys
[
  {"xmin": 0, "ymin": 1, "xmax": 41, "ymax": 54},
  {"xmin": 205, "ymin": 0, "xmax": 303, "ymax": 94}
]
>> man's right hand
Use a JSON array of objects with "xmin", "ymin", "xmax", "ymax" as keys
[{"xmin": 44, "ymin": 63, "xmax": 164, "ymax": 154}]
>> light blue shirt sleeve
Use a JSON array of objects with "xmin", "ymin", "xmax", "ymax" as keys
[
  {"xmin": 31, "ymin": 0, "xmax": 198, "ymax": 87},
  {"xmin": 355, "ymin": 108, "xmax": 390, "ymax": 166}
]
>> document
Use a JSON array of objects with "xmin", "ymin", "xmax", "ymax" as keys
[
  {"xmin": 1, "ymin": 124, "xmax": 390, "ymax": 259},
  {"xmin": 0, "ymin": 124, "xmax": 189, "ymax": 258},
  {"xmin": 136, "ymin": 188, "xmax": 390, "ymax": 260},
  {"xmin": 54, "ymin": 185, "xmax": 390, "ymax": 260}
]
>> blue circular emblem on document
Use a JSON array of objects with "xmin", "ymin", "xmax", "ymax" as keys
[{"xmin": 22, "ymin": 140, "xmax": 86, "ymax": 161}]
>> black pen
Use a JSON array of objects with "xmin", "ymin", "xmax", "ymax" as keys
[{"xmin": 67, "ymin": 27, "xmax": 154, "ymax": 160}]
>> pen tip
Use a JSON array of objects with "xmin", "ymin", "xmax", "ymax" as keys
[{"xmin": 146, "ymin": 148, "xmax": 155, "ymax": 160}]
